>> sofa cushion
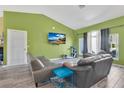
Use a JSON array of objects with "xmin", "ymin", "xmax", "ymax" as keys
[
  {"xmin": 101, "ymin": 54, "xmax": 112, "ymax": 58},
  {"xmin": 77, "ymin": 56, "xmax": 102, "ymax": 66},
  {"xmin": 97, "ymin": 50, "xmax": 107, "ymax": 55},
  {"xmin": 83, "ymin": 53, "xmax": 95, "ymax": 58},
  {"xmin": 37, "ymin": 56, "xmax": 62, "ymax": 68}
]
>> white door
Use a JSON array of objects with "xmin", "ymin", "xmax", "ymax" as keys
[{"xmin": 7, "ymin": 29, "xmax": 27, "ymax": 66}]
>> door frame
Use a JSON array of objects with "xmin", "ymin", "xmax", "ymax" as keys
[{"xmin": 7, "ymin": 29, "xmax": 27, "ymax": 66}]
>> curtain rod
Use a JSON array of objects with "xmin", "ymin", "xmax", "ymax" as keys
[{"xmin": 76, "ymin": 24, "xmax": 124, "ymax": 35}]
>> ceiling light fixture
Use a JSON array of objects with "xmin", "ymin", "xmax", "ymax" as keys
[{"xmin": 78, "ymin": 5, "xmax": 85, "ymax": 9}]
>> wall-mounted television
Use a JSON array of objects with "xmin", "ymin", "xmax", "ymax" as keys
[{"xmin": 48, "ymin": 32, "xmax": 66, "ymax": 44}]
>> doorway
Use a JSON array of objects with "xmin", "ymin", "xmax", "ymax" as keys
[{"xmin": 7, "ymin": 29, "xmax": 27, "ymax": 66}]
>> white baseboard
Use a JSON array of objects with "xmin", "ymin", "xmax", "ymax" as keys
[
  {"xmin": 112, "ymin": 63, "xmax": 124, "ymax": 68},
  {"xmin": 50, "ymin": 58, "xmax": 62, "ymax": 61},
  {"xmin": 0, "ymin": 63, "xmax": 28, "ymax": 70}
]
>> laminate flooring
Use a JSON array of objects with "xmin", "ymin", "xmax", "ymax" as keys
[{"xmin": 0, "ymin": 64, "xmax": 124, "ymax": 88}]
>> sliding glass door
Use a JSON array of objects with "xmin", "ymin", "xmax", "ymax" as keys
[{"xmin": 110, "ymin": 33, "xmax": 119, "ymax": 60}]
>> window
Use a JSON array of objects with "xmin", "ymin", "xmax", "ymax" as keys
[
  {"xmin": 87, "ymin": 31, "xmax": 101, "ymax": 54},
  {"xmin": 91, "ymin": 31, "xmax": 97, "ymax": 53},
  {"xmin": 79, "ymin": 38, "xmax": 83, "ymax": 55}
]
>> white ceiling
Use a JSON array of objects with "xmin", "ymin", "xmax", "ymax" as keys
[{"xmin": 0, "ymin": 5, "xmax": 124, "ymax": 30}]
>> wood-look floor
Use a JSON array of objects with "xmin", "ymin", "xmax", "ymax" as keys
[{"xmin": 0, "ymin": 64, "xmax": 124, "ymax": 88}]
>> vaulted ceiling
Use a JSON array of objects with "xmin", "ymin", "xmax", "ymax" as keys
[{"xmin": 0, "ymin": 5, "xmax": 124, "ymax": 30}]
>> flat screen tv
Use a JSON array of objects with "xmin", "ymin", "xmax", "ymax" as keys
[{"xmin": 48, "ymin": 32, "xmax": 66, "ymax": 44}]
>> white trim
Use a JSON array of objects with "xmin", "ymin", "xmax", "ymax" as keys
[
  {"xmin": 0, "ymin": 64, "xmax": 29, "ymax": 70},
  {"xmin": 112, "ymin": 63, "xmax": 124, "ymax": 68},
  {"xmin": 50, "ymin": 58, "xmax": 62, "ymax": 61}
]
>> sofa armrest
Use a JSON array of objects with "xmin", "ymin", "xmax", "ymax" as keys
[
  {"xmin": 68, "ymin": 66, "xmax": 93, "ymax": 88},
  {"xmin": 32, "ymin": 65, "xmax": 61, "ymax": 83},
  {"xmin": 32, "ymin": 67, "xmax": 52, "ymax": 83},
  {"xmin": 31, "ymin": 59, "xmax": 44, "ymax": 71}
]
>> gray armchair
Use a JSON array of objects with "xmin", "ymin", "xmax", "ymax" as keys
[{"xmin": 30, "ymin": 56, "xmax": 61, "ymax": 87}]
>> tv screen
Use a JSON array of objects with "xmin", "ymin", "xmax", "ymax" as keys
[{"xmin": 48, "ymin": 32, "xmax": 66, "ymax": 44}]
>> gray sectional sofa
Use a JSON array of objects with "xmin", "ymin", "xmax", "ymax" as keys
[
  {"xmin": 28, "ymin": 53, "xmax": 113, "ymax": 88},
  {"xmin": 70, "ymin": 55, "xmax": 113, "ymax": 88}
]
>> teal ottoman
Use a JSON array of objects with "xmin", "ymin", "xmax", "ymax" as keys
[{"xmin": 52, "ymin": 67, "xmax": 74, "ymax": 88}]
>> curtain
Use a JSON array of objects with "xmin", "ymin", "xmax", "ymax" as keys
[
  {"xmin": 101, "ymin": 28, "xmax": 110, "ymax": 53},
  {"xmin": 87, "ymin": 32, "xmax": 92, "ymax": 53},
  {"xmin": 97, "ymin": 31, "xmax": 101, "ymax": 52},
  {"xmin": 83, "ymin": 32, "xmax": 88, "ymax": 54}
]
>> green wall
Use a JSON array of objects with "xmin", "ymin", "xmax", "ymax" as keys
[
  {"xmin": 4, "ymin": 11, "xmax": 75, "ymax": 64},
  {"xmin": 4, "ymin": 11, "xmax": 124, "ymax": 66},
  {"xmin": 75, "ymin": 16, "xmax": 124, "ymax": 65}
]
